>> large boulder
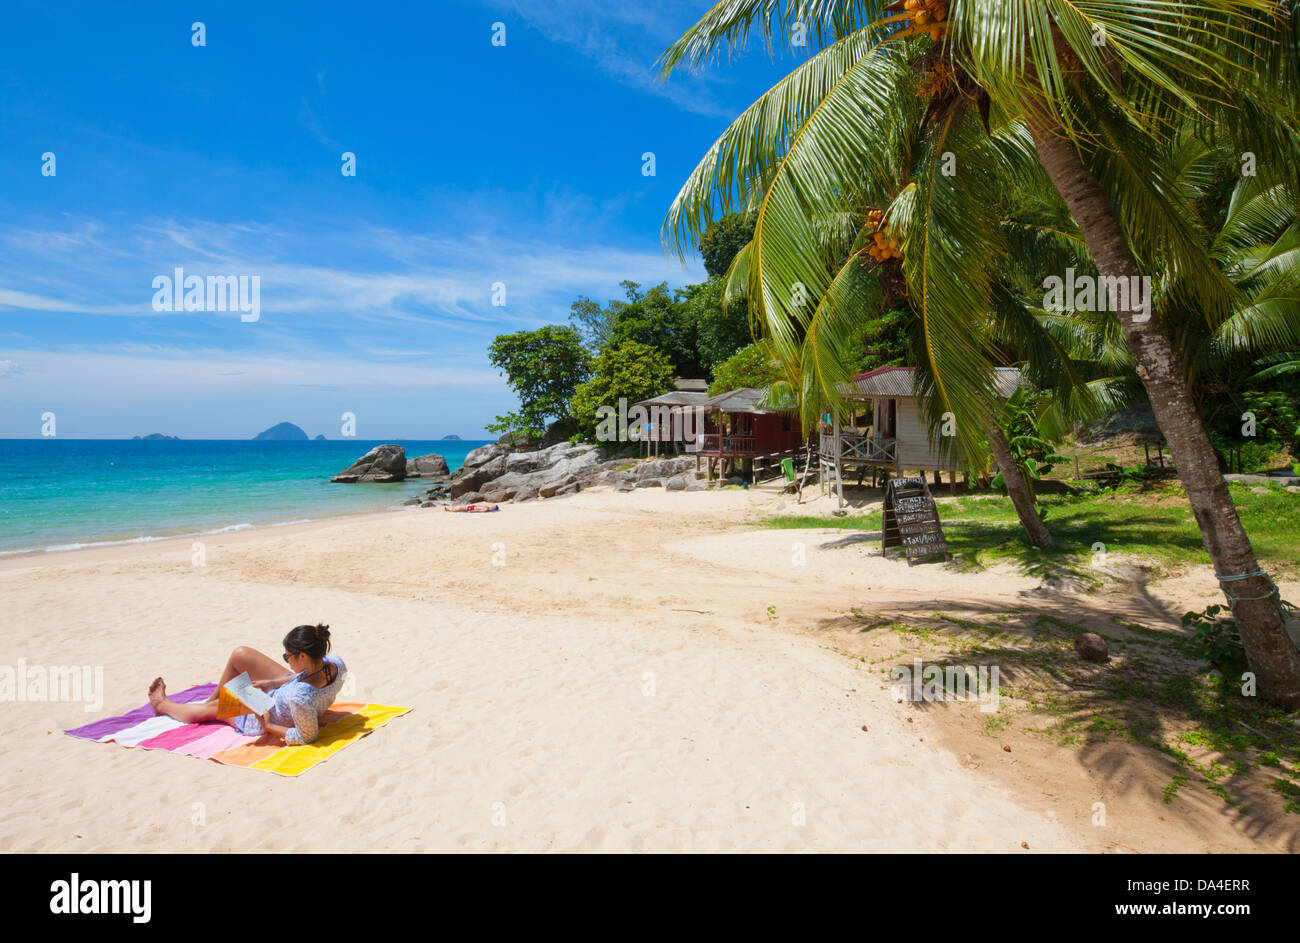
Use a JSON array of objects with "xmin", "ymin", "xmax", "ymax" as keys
[
  {"xmin": 407, "ymin": 453, "xmax": 450, "ymax": 478},
  {"xmin": 472, "ymin": 443, "xmax": 606, "ymax": 500},
  {"xmin": 331, "ymin": 444, "xmax": 407, "ymax": 483},
  {"xmin": 631, "ymin": 457, "xmax": 699, "ymax": 481},
  {"xmin": 461, "ymin": 443, "xmax": 509, "ymax": 469},
  {"xmin": 451, "ymin": 454, "xmax": 509, "ymax": 498}
]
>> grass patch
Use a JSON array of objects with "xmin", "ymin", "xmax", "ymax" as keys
[{"xmin": 764, "ymin": 482, "xmax": 1300, "ymax": 580}]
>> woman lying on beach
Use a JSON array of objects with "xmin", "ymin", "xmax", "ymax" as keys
[
  {"xmin": 147, "ymin": 623, "xmax": 347, "ymax": 745},
  {"xmin": 443, "ymin": 502, "xmax": 499, "ymax": 513}
]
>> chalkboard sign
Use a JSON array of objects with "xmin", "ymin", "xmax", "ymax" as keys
[{"xmin": 882, "ymin": 475, "xmax": 948, "ymax": 565}]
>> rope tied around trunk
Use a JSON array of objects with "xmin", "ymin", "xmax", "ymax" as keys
[{"xmin": 1216, "ymin": 568, "xmax": 1286, "ymax": 610}]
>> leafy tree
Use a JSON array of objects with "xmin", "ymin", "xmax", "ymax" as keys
[
  {"xmin": 604, "ymin": 282, "xmax": 705, "ymax": 377},
  {"xmin": 684, "ymin": 276, "xmax": 753, "ymax": 372},
  {"xmin": 708, "ymin": 342, "xmax": 781, "ymax": 395},
  {"xmin": 486, "ymin": 326, "xmax": 591, "ymax": 440},
  {"xmin": 699, "ymin": 212, "xmax": 756, "ymax": 277},
  {"xmin": 569, "ymin": 341, "xmax": 676, "ymax": 437}
]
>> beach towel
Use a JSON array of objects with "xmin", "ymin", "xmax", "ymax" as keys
[{"xmin": 64, "ymin": 683, "xmax": 411, "ymax": 777}]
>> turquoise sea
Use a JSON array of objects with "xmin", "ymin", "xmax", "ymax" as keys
[{"xmin": 0, "ymin": 439, "xmax": 492, "ymax": 555}]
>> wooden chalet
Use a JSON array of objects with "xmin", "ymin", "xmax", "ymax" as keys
[
  {"xmin": 694, "ymin": 387, "xmax": 808, "ymax": 482},
  {"xmin": 820, "ymin": 366, "xmax": 1026, "ymax": 503},
  {"xmin": 630, "ymin": 379, "xmax": 710, "ymax": 456}
]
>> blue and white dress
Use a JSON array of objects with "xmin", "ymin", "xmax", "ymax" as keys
[{"xmin": 232, "ymin": 654, "xmax": 347, "ymax": 745}]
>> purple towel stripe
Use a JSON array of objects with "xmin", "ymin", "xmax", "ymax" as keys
[{"xmin": 64, "ymin": 683, "xmax": 217, "ymax": 740}]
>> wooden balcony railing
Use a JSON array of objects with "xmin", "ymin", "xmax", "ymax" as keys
[
  {"xmin": 697, "ymin": 432, "xmax": 758, "ymax": 456},
  {"xmin": 820, "ymin": 433, "xmax": 897, "ymax": 463}
]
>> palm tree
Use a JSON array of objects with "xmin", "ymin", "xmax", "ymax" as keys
[{"xmin": 660, "ymin": 0, "xmax": 1300, "ymax": 707}]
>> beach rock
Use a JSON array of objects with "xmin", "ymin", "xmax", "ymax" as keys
[
  {"xmin": 664, "ymin": 475, "xmax": 688, "ymax": 491},
  {"xmin": 1225, "ymin": 474, "xmax": 1273, "ymax": 485},
  {"xmin": 630, "ymin": 457, "xmax": 697, "ymax": 481},
  {"xmin": 401, "ymin": 497, "xmax": 422, "ymax": 506},
  {"xmin": 685, "ymin": 481, "xmax": 707, "ymax": 492},
  {"xmin": 419, "ymin": 501, "xmax": 439, "ymax": 508},
  {"xmin": 513, "ymin": 488, "xmax": 539, "ymax": 502},
  {"xmin": 453, "ymin": 491, "xmax": 486, "ymax": 505},
  {"xmin": 1250, "ymin": 486, "xmax": 1272, "ymax": 494},
  {"xmin": 471, "ymin": 442, "xmax": 606, "ymax": 500},
  {"xmin": 635, "ymin": 478, "xmax": 663, "ymax": 488},
  {"xmin": 461, "ymin": 443, "xmax": 509, "ymax": 469},
  {"xmin": 542, "ymin": 417, "xmax": 578, "ymax": 446},
  {"xmin": 331, "ymin": 444, "xmax": 407, "ymax": 483},
  {"xmin": 407, "ymin": 453, "xmax": 450, "ymax": 478},
  {"xmin": 1074, "ymin": 633, "xmax": 1110, "ymax": 663},
  {"xmin": 1286, "ymin": 486, "xmax": 1300, "ymax": 495},
  {"xmin": 451, "ymin": 454, "xmax": 508, "ymax": 498},
  {"xmin": 482, "ymin": 490, "xmax": 511, "ymax": 503},
  {"xmin": 614, "ymin": 479, "xmax": 635, "ymax": 492}
]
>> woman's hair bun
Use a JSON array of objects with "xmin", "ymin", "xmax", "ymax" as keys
[{"xmin": 315, "ymin": 623, "xmax": 330, "ymax": 640}]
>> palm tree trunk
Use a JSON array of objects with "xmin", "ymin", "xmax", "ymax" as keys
[
  {"xmin": 1030, "ymin": 123, "xmax": 1300, "ymax": 708},
  {"xmin": 988, "ymin": 424, "xmax": 1056, "ymax": 549}
]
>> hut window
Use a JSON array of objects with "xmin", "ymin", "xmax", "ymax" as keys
[{"xmin": 781, "ymin": 415, "xmax": 791, "ymax": 431}]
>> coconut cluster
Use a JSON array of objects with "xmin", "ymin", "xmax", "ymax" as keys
[
  {"xmin": 864, "ymin": 209, "xmax": 902, "ymax": 263},
  {"xmin": 903, "ymin": 0, "xmax": 950, "ymax": 40}
]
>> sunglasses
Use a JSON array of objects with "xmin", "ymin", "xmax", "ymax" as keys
[{"xmin": 282, "ymin": 651, "xmax": 298, "ymax": 663}]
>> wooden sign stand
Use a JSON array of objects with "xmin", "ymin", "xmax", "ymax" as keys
[{"xmin": 882, "ymin": 475, "xmax": 949, "ymax": 565}]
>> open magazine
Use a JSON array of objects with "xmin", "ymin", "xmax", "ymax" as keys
[{"xmin": 215, "ymin": 671, "xmax": 275, "ymax": 720}]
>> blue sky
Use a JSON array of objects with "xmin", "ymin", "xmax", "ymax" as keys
[{"xmin": 0, "ymin": 1, "xmax": 803, "ymax": 439}]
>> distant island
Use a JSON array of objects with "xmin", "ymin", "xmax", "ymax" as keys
[
  {"xmin": 253, "ymin": 422, "xmax": 309, "ymax": 441},
  {"xmin": 132, "ymin": 433, "xmax": 180, "ymax": 440},
  {"xmin": 314, "ymin": 434, "xmax": 327, "ymax": 441},
  {"xmin": 440, "ymin": 435, "xmax": 462, "ymax": 440}
]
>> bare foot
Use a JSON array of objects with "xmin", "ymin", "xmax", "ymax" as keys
[{"xmin": 148, "ymin": 677, "xmax": 167, "ymax": 713}]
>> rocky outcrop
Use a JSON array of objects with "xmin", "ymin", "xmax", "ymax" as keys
[
  {"xmin": 331, "ymin": 444, "xmax": 407, "ymax": 483},
  {"xmin": 448, "ymin": 441, "xmax": 606, "ymax": 502},
  {"xmin": 451, "ymin": 454, "xmax": 509, "ymax": 498},
  {"xmin": 407, "ymin": 453, "xmax": 450, "ymax": 478}
]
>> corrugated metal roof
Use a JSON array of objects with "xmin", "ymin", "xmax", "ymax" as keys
[
  {"xmin": 699, "ymin": 387, "xmax": 773, "ymax": 413},
  {"xmin": 674, "ymin": 378, "xmax": 710, "ymax": 392},
  {"xmin": 842, "ymin": 366, "xmax": 1026, "ymax": 399},
  {"xmin": 632, "ymin": 390, "xmax": 711, "ymax": 408}
]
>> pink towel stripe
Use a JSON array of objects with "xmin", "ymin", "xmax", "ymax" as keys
[
  {"xmin": 184, "ymin": 725, "xmax": 255, "ymax": 759},
  {"xmin": 137, "ymin": 721, "xmax": 226, "ymax": 751}
]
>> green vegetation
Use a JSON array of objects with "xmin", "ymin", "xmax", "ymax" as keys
[
  {"xmin": 568, "ymin": 340, "xmax": 676, "ymax": 438},
  {"xmin": 485, "ymin": 326, "xmax": 591, "ymax": 441},
  {"xmin": 762, "ymin": 482, "xmax": 1300, "ymax": 580}
]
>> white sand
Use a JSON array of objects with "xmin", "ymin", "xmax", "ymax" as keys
[{"xmin": 1, "ymin": 484, "xmax": 1102, "ymax": 852}]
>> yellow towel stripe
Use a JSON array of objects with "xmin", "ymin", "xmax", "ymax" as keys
[{"xmin": 249, "ymin": 703, "xmax": 412, "ymax": 777}]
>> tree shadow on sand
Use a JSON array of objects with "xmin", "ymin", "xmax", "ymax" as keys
[{"xmin": 806, "ymin": 592, "xmax": 1300, "ymax": 851}]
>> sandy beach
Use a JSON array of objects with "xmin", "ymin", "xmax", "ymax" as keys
[{"xmin": 2, "ymin": 482, "xmax": 1294, "ymax": 853}]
